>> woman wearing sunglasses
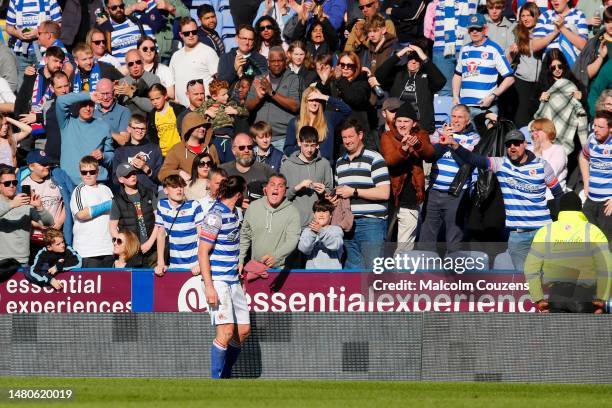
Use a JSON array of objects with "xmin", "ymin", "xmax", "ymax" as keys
[
  {"xmin": 138, "ymin": 36, "xmax": 175, "ymax": 101},
  {"xmin": 112, "ymin": 229, "xmax": 144, "ymax": 268},
  {"xmin": 254, "ymin": 16, "xmax": 287, "ymax": 58},
  {"xmin": 86, "ymin": 28, "xmax": 126, "ymax": 74},
  {"xmin": 186, "ymin": 152, "xmax": 216, "ymax": 201}
]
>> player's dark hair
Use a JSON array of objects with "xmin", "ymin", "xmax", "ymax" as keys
[
  {"xmin": 218, "ymin": 175, "xmax": 246, "ymax": 199},
  {"xmin": 312, "ymin": 198, "xmax": 334, "ymax": 214},
  {"xmin": 298, "ymin": 126, "xmax": 319, "ymax": 144}
]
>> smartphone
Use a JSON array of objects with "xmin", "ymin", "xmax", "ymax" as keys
[{"xmin": 21, "ymin": 185, "xmax": 31, "ymax": 196}]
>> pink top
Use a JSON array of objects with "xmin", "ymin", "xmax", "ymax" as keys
[
  {"xmin": 424, "ymin": 0, "xmax": 438, "ymax": 41},
  {"xmin": 538, "ymin": 143, "xmax": 568, "ymax": 200}
]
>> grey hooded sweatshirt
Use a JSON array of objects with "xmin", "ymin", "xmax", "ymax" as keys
[
  {"xmin": 280, "ymin": 151, "xmax": 334, "ymax": 227},
  {"xmin": 298, "ymin": 225, "xmax": 344, "ymax": 269}
]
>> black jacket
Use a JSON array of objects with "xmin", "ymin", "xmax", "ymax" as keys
[
  {"xmin": 113, "ymin": 185, "xmax": 156, "ymax": 242},
  {"xmin": 375, "ymin": 53, "xmax": 446, "ymax": 133},
  {"xmin": 146, "ymin": 101, "xmax": 186, "ymax": 147},
  {"xmin": 333, "ymin": 72, "xmax": 376, "ymax": 130},
  {"xmin": 14, "ymin": 68, "xmax": 54, "ymax": 152},
  {"xmin": 385, "ymin": 0, "xmax": 427, "ymax": 43},
  {"xmin": 217, "ymin": 48, "xmax": 268, "ymax": 85}
]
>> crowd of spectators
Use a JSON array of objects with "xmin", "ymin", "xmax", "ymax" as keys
[{"xmin": 0, "ymin": 0, "xmax": 609, "ymax": 287}]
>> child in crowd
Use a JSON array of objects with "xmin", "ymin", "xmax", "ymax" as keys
[
  {"xmin": 27, "ymin": 228, "xmax": 82, "ymax": 289},
  {"xmin": 251, "ymin": 121, "xmax": 284, "ymax": 172},
  {"xmin": 200, "ymin": 79, "xmax": 249, "ymax": 163},
  {"xmin": 298, "ymin": 199, "xmax": 344, "ymax": 270},
  {"xmin": 147, "ymin": 83, "xmax": 185, "ymax": 156}
]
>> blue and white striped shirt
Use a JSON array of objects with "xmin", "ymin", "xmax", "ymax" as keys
[
  {"xmin": 582, "ymin": 134, "xmax": 612, "ymax": 202},
  {"xmin": 7, "ymin": 0, "xmax": 61, "ymax": 53},
  {"xmin": 430, "ymin": 129, "xmax": 480, "ymax": 192},
  {"xmin": 455, "ymin": 38, "xmax": 513, "ymax": 106},
  {"xmin": 109, "ymin": 18, "xmax": 153, "ymax": 64},
  {"xmin": 155, "ymin": 199, "xmax": 203, "ymax": 269},
  {"xmin": 199, "ymin": 200, "xmax": 241, "ymax": 283},
  {"xmin": 432, "ymin": 0, "xmax": 478, "ymax": 52},
  {"xmin": 532, "ymin": 9, "xmax": 588, "ymax": 59},
  {"xmin": 489, "ymin": 156, "xmax": 559, "ymax": 229}
]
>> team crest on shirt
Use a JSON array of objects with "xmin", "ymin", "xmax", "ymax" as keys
[
  {"xmin": 529, "ymin": 169, "xmax": 537, "ymax": 176},
  {"xmin": 604, "ymin": 149, "xmax": 609, "ymax": 156},
  {"xmin": 465, "ymin": 60, "xmax": 480, "ymax": 77}
]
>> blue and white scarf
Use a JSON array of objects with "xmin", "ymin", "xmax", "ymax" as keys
[
  {"xmin": 443, "ymin": 0, "xmax": 473, "ymax": 56},
  {"xmin": 72, "ymin": 63, "xmax": 102, "ymax": 93}
]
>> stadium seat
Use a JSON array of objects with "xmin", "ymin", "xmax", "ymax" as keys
[
  {"xmin": 223, "ymin": 34, "xmax": 237, "ymax": 50},
  {"xmin": 493, "ymin": 251, "xmax": 516, "ymax": 272},
  {"xmin": 434, "ymin": 95, "xmax": 453, "ymax": 126},
  {"xmin": 220, "ymin": 7, "xmax": 234, "ymax": 30}
]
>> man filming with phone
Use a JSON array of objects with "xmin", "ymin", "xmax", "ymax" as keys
[{"xmin": 0, "ymin": 165, "xmax": 54, "ymax": 266}]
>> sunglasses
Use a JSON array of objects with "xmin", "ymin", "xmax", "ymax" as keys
[
  {"xmin": 198, "ymin": 160, "xmax": 212, "ymax": 167},
  {"xmin": 187, "ymin": 79, "xmax": 204, "ymax": 87},
  {"xmin": 505, "ymin": 140, "xmax": 523, "ymax": 148},
  {"xmin": 109, "ymin": 4, "xmax": 124, "ymax": 11},
  {"xmin": 80, "ymin": 170, "xmax": 98, "ymax": 176},
  {"xmin": 359, "ymin": 1, "xmax": 375, "ymax": 10},
  {"xmin": 339, "ymin": 62, "xmax": 356, "ymax": 69},
  {"xmin": 141, "ymin": 46, "xmax": 156, "ymax": 53},
  {"xmin": 237, "ymin": 144, "xmax": 254, "ymax": 151},
  {"xmin": 550, "ymin": 64, "xmax": 563, "ymax": 70},
  {"xmin": 112, "ymin": 237, "xmax": 124, "ymax": 245},
  {"xmin": 259, "ymin": 24, "xmax": 274, "ymax": 31},
  {"xmin": 127, "ymin": 59, "xmax": 143, "ymax": 67},
  {"xmin": 468, "ymin": 27, "xmax": 484, "ymax": 32},
  {"xmin": 2, "ymin": 180, "xmax": 18, "ymax": 187},
  {"xmin": 181, "ymin": 29, "xmax": 198, "ymax": 37},
  {"xmin": 92, "ymin": 39, "xmax": 106, "ymax": 45}
]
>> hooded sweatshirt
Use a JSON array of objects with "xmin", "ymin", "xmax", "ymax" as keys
[
  {"xmin": 280, "ymin": 151, "xmax": 333, "ymax": 227},
  {"xmin": 157, "ymin": 131, "xmax": 220, "ymax": 182},
  {"xmin": 298, "ymin": 225, "xmax": 344, "ymax": 269},
  {"xmin": 239, "ymin": 197, "xmax": 301, "ymax": 270}
]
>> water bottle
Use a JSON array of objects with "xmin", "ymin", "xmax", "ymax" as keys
[{"xmin": 373, "ymin": 84, "xmax": 385, "ymax": 98}]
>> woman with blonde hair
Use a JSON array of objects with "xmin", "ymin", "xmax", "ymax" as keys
[
  {"xmin": 112, "ymin": 229, "xmax": 143, "ymax": 268},
  {"xmin": 284, "ymin": 85, "xmax": 350, "ymax": 163},
  {"xmin": 530, "ymin": 118, "xmax": 567, "ymax": 206},
  {"xmin": 86, "ymin": 28, "xmax": 125, "ymax": 74},
  {"xmin": 0, "ymin": 113, "xmax": 32, "ymax": 167}
]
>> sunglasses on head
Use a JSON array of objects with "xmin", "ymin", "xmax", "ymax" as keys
[
  {"xmin": 339, "ymin": 62, "xmax": 356, "ymax": 69},
  {"xmin": 187, "ymin": 79, "xmax": 204, "ymax": 87},
  {"xmin": 112, "ymin": 237, "xmax": 123, "ymax": 245},
  {"xmin": 2, "ymin": 180, "xmax": 18, "ymax": 187},
  {"xmin": 505, "ymin": 140, "xmax": 523, "ymax": 148},
  {"xmin": 181, "ymin": 29, "xmax": 198, "ymax": 37},
  {"xmin": 359, "ymin": 1, "xmax": 375, "ymax": 10},
  {"xmin": 198, "ymin": 160, "xmax": 212, "ymax": 167},
  {"xmin": 127, "ymin": 59, "xmax": 143, "ymax": 67},
  {"xmin": 80, "ymin": 169, "xmax": 98, "ymax": 176},
  {"xmin": 92, "ymin": 39, "xmax": 106, "ymax": 45},
  {"xmin": 237, "ymin": 144, "xmax": 254, "ymax": 151},
  {"xmin": 141, "ymin": 46, "xmax": 156, "ymax": 53},
  {"xmin": 259, "ymin": 24, "xmax": 274, "ymax": 31},
  {"xmin": 109, "ymin": 3, "xmax": 124, "ymax": 11}
]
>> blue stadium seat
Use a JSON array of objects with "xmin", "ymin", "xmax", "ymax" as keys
[
  {"xmin": 220, "ymin": 7, "xmax": 234, "ymax": 30},
  {"xmin": 218, "ymin": 0, "xmax": 230, "ymax": 10},
  {"xmin": 493, "ymin": 251, "xmax": 516, "ymax": 272},
  {"xmin": 434, "ymin": 95, "xmax": 453, "ymax": 126},
  {"xmin": 223, "ymin": 34, "xmax": 237, "ymax": 50}
]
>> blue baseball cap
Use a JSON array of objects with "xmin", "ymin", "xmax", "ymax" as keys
[
  {"xmin": 26, "ymin": 150, "xmax": 50, "ymax": 166},
  {"xmin": 467, "ymin": 13, "xmax": 486, "ymax": 29}
]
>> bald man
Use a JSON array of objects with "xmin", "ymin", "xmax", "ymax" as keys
[
  {"xmin": 93, "ymin": 78, "xmax": 131, "ymax": 146},
  {"xmin": 116, "ymin": 49, "xmax": 161, "ymax": 115}
]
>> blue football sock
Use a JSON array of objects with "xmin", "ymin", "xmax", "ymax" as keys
[
  {"xmin": 210, "ymin": 340, "xmax": 227, "ymax": 379},
  {"xmin": 221, "ymin": 341, "xmax": 241, "ymax": 379}
]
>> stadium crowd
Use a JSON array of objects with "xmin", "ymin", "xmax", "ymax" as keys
[{"xmin": 0, "ymin": 0, "xmax": 609, "ymax": 285}]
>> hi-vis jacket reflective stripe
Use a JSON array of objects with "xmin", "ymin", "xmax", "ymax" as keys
[{"xmin": 524, "ymin": 211, "xmax": 612, "ymax": 302}]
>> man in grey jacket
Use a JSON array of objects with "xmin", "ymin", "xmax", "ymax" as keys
[
  {"xmin": 117, "ymin": 49, "xmax": 161, "ymax": 115},
  {"xmin": 0, "ymin": 166, "xmax": 54, "ymax": 265}
]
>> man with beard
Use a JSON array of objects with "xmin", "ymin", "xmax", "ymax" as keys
[
  {"xmin": 116, "ymin": 49, "xmax": 160, "ymax": 114},
  {"xmin": 438, "ymin": 129, "xmax": 564, "ymax": 272},
  {"xmin": 197, "ymin": 4, "xmax": 224, "ymax": 57},
  {"xmin": 158, "ymin": 112, "xmax": 217, "ymax": 183},
  {"xmin": 220, "ymin": 133, "xmax": 274, "ymax": 209},
  {"xmin": 177, "ymin": 80, "xmax": 205, "ymax": 135},
  {"xmin": 245, "ymin": 47, "xmax": 300, "ymax": 151}
]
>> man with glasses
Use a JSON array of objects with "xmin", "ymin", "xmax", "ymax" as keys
[
  {"xmin": 197, "ymin": 4, "xmax": 224, "ymax": 57},
  {"xmin": 170, "ymin": 17, "xmax": 219, "ymax": 107},
  {"xmin": 345, "ymin": 0, "xmax": 396, "ymax": 53},
  {"xmin": 93, "ymin": 78, "xmax": 131, "ymax": 146},
  {"xmin": 37, "ymin": 21, "xmax": 72, "ymax": 69},
  {"xmin": 113, "ymin": 113, "xmax": 163, "ymax": 192},
  {"xmin": 0, "ymin": 165, "xmax": 54, "ymax": 266},
  {"xmin": 438, "ymin": 129, "xmax": 564, "ymax": 272},
  {"xmin": 220, "ymin": 133, "xmax": 274, "ymax": 209},
  {"xmin": 117, "ymin": 49, "xmax": 161, "ymax": 114},
  {"xmin": 96, "ymin": 0, "xmax": 153, "ymax": 64},
  {"xmin": 245, "ymin": 46, "xmax": 300, "ymax": 151},
  {"xmin": 452, "ymin": 13, "xmax": 515, "ymax": 117},
  {"xmin": 218, "ymin": 25, "xmax": 268, "ymax": 86}
]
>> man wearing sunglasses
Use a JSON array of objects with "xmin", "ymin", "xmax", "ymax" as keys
[
  {"xmin": 0, "ymin": 166, "xmax": 54, "ymax": 266},
  {"xmin": 438, "ymin": 129, "xmax": 564, "ymax": 272},
  {"xmin": 170, "ymin": 17, "xmax": 219, "ymax": 107},
  {"xmin": 452, "ymin": 13, "xmax": 515, "ymax": 118}
]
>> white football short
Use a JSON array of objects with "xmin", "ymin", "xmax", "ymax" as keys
[{"xmin": 208, "ymin": 280, "xmax": 250, "ymax": 326}]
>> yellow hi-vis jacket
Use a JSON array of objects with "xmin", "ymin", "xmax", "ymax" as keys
[{"xmin": 524, "ymin": 211, "xmax": 612, "ymax": 302}]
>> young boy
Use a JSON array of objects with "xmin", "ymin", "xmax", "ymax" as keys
[
  {"xmin": 280, "ymin": 126, "xmax": 333, "ymax": 227},
  {"xmin": 298, "ymin": 199, "xmax": 344, "ymax": 269},
  {"xmin": 27, "ymin": 228, "xmax": 82, "ymax": 290},
  {"xmin": 199, "ymin": 79, "xmax": 249, "ymax": 163},
  {"xmin": 252, "ymin": 121, "xmax": 284, "ymax": 172},
  {"xmin": 70, "ymin": 156, "xmax": 114, "ymax": 267},
  {"xmin": 147, "ymin": 83, "xmax": 186, "ymax": 156}
]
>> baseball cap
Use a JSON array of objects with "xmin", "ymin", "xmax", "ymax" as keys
[
  {"xmin": 467, "ymin": 13, "xmax": 486, "ymax": 29},
  {"xmin": 26, "ymin": 150, "xmax": 50, "ymax": 166},
  {"xmin": 504, "ymin": 130, "xmax": 526, "ymax": 144},
  {"xmin": 181, "ymin": 112, "xmax": 210, "ymax": 138},
  {"xmin": 396, "ymin": 103, "xmax": 419, "ymax": 121},
  {"xmin": 116, "ymin": 163, "xmax": 137, "ymax": 178},
  {"xmin": 382, "ymin": 97, "xmax": 402, "ymax": 112}
]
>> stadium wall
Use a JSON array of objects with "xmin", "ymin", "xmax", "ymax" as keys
[{"xmin": 2, "ymin": 313, "xmax": 612, "ymax": 383}]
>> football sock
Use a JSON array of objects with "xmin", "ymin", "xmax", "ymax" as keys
[
  {"xmin": 221, "ymin": 340, "xmax": 242, "ymax": 379},
  {"xmin": 210, "ymin": 340, "xmax": 227, "ymax": 379}
]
